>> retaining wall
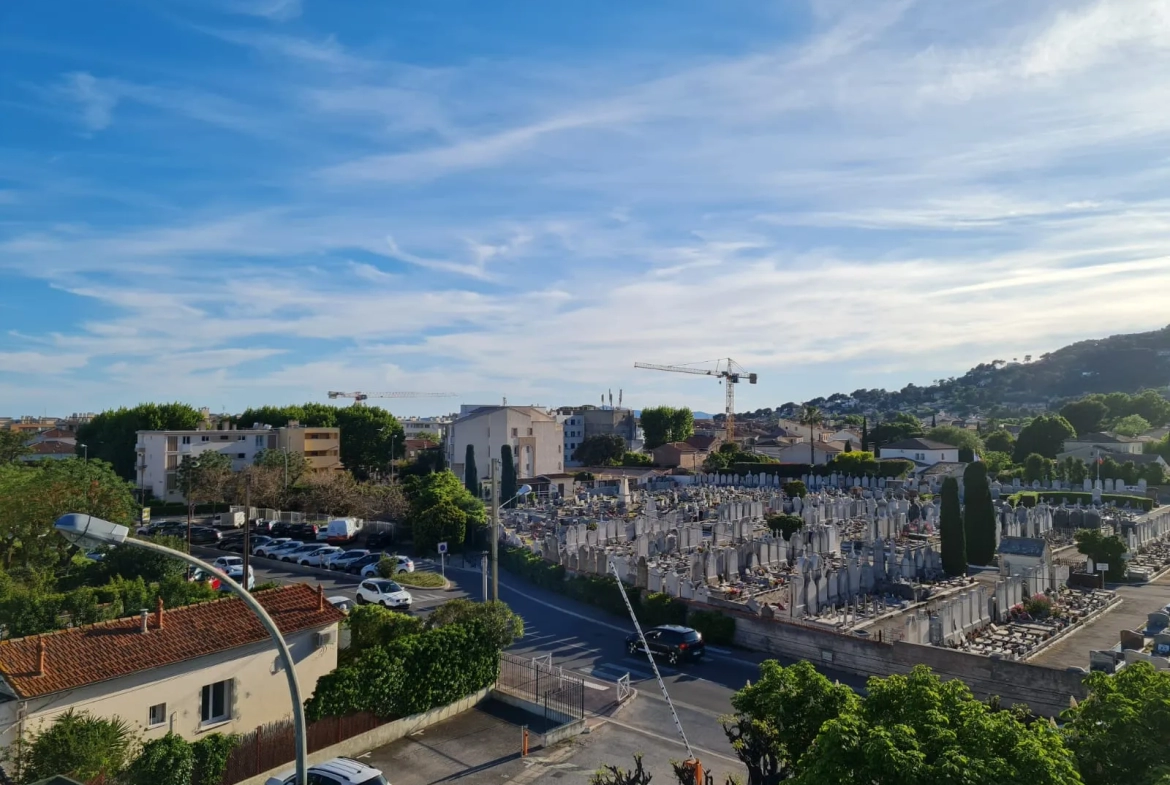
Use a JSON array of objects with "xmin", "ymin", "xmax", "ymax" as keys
[{"xmin": 734, "ymin": 614, "xmax": 1087, "ymax": 717}]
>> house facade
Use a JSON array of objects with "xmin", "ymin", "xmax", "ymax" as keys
[
  {"xmin": 1060, "ymin": 432, "xmax": 1145, "ymax": 458},
  {"xmin": 447, "ymin": 406, "xmax": 564, "ymax": 484},
  {"xmin": 767, "ymin": 441, "xmax": 844, "ymax": 465},
  {"xmin": 651, "ymin": 442, "xmax": 704, "ymax": 471},
  {"xmin": 0, "ymin": 585, "xmax": 343, "ymax": 751},
  {"xmin": 878, "ymin": 438, "xmax": 960, "ymax": 466}
]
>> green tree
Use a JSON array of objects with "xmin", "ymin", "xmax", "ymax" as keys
[
  {"xmin": 191, "ymin": 733, "xmax": 237, "ymax": 785},
  {"xmin": 176, "ymin": 450, "xmax": 232, "ymax": 506},
  {"xmin": 1013, "ymin": 414, "xmax": 1076, "ymax": 461},
  {"xmin": 1060, "ymin": 399, "xmax": 1110, "ymax": 436},
  {"xmin": 0, "ymin": 430, "xmax": 30, "ymax": 464},
  {"xmin": 464, "ymin": 445, "xmax": 478, "ymax": 497},
  {"xmin": 425, "ymin": 599, "xmax": 523, "ymax": 649},
  {"xmin": 829, "ymin": 450, "xmax": 879, "ymax": 474},
  {"xmin": 1023, "ymin": 452, "xmax": 1054, "ymax": 483},
  {"xmin": 861, "ymin": 416, "xmax": 870, "ymax": 452},
  {"xmin": 925, "ymin": 425, "xmax": 984, "ymax": 454},
  {"xmin": 126, "ymin": 733, "xmax": 193, "ymax": 785},
  {"xmin": 501, "ymin": 444, "xmax": 518, "ymax": 508},
  {"xmin": 870, "ymin": 414, "xmax": 924, "ymax": 450},
  {"xmin": 722, "ymin": 659, "xmax": 857, "ymax": 782},
  {"xmin": 572, "ymin": 434, "xmax": 626, "ymax": 466},
  {"xmin": 1061, "ymin": 456, "xmax": 1089, "ymax": 485},
  {"xmin": 14, "ymin": 709, "xmax": 136, "ymax": 784},
  {"xmin": 783, "ymin": 480, "xmax": 807, "ymax": 498},
  {"xmin": 1127, "ymin": 389, "xmax": 1170, "ymax": 427},
  {"xmin": 620, "ymin": 452, "xmax": 653, "ymax": 467},
  {"xmin": 963, "ymin": 461, "xmax": 997, "ymax": 565},
  {"xmin": 766, "ymin": 513, "xmax": 804, "ymax": 540},
  {"xmin": 799, "ymin": 406, "xmax": 824, "ymax": 464},
  {"xmin": 410, "ymin": 469, "xmax": 485, "ymax": 528},
  {"xmin": 347, "ymin": 604, "xmax": 423, "ymax": 652},
  {"xmin": 939, "ymin": 477, "xmax": 966, "ymax": 576},
  {"xmin": 1063, "ymin": 662, "xmax": 1170, "ymax": 785},
  {"xmin": 414, "ymin": 501, "xmax": 467, "ymax": 553},
  {"xmin": 640, "ymin": 406, "xmax": 694, "ymax": 449},
  {"xmin": 982, "ymin": 451, "xmax": 1014, "ymax": 475},
  {"xmin": 1141, "ymin": 462, "xmax": 1165, "ymax": 485},
  {"xmin": 1074, "ymin": 528, "xmax": 1127, "ymax": 581},
  {"xmin": 794, "ymin": 666, "xmax": 1082, "ymax": 785},
  {"xmin": 254, "ymin": 447, "xmax": 311, "ymax": 487},
  {"xmin": 75, "ymin": 403, "xmax": 203, "ymax": 479},
  {"xmin": 1112, "ymin": 414, "xmax": 1151, "ymax": 437},
  {"xmin": 984, "ymin": 429, "xmax": 1016, "ymax": 454}
]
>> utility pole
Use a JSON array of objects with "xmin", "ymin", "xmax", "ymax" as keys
[
  {"xmin": 242, "ymin": 472, "xmax": 252, "ymax": 586},
  {"xmin": 491, "ymin": 458, "xmax": 500, "ymax": 601}
]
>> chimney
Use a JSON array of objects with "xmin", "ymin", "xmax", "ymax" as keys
[
  {"xmin": 317, "ymin": 584, "xmax": 325, "ymax": 612},
  {"xmin": 140, "ymin": 609, "xmax": 149, "ymax": 634},
  {"xmin": 155, "ymin": 596, "xmax": 165, "ymax": 630},
  {"xmin": 36, "ymin": 638, "xmax": 46, "ymax": 676}
]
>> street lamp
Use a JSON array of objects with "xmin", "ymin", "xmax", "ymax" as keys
[
  {"xmin": 489, "ymin": 467, "xmax": 531, "ymax": 601},
  {"xmin": 79, "ymin": 443, "xmax": 88, "ymax": 462},
  {"xmin": 53, "ymin": 514, "xmax": 309, "ymax": 785}
]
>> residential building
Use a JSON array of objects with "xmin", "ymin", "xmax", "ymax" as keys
[
  {"xmin": 878, "ymin": 438, "xmax": 960, "ymax": 466},
  {"xmin": 276, "ymin": 421, "xmax": 343, "ymax": 473},
  {"xmin": 399, "ymin": 416, "xmax": 453, "ymax": 443},
  {"xmin": 1061, "ymin": 432, "xmax": 1145, "ymax": 457},
  {"xmin": 136, "ymin": 421, "xmax": 341, "ymax": 503},
  {"xmin": 555, "ymin": 407, "xmax": 642, "ymax": 466},
  {"xmin": 684, "ymin": 434, "xmax": 723, "ymax": 453},
  {"xmin": 557, "ymin": 412, "xmax": 586, "ymax": 467},
  {"xmin": 19, "ymin": 442, "xmax": 76, "ymax": 462},
  {"xmin": 403, "ymin": 438, "xmax": 439, "ymax": 461},
  {"xmin": 651, "ymin": 441, "xmax": 704, "ymax": 471},
  {"xmin": 0, "ymin": 585, "xmax": 343, "ymax": 750},
  {"xmin": 766, "ymin": 441, "xmax": 844, "ymax": 465},
  {"xmin": 447, "ymin": 406, "xmax": 565, "ymax": 483}
]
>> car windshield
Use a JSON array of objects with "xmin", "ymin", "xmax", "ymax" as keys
[
  {"xmin": 683, "ymin": 630, "xmax": 702, "ymax": 643},
  {"xmin": 375, "ymin": 581, "xmax": 401, "ymax": 593}
]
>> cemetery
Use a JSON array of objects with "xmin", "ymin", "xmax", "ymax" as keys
[{"xmin": 503, "ymin": 467, "xmax": 1169, "ymax": 669}]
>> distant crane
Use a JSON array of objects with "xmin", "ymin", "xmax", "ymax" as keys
[
  {"xmin": 326, "ymin": 391, "xmax": 457, "ymax": 406},
  {"xmin": 634, "ymin": 358, "xmax": 757, "ymax": 441}
]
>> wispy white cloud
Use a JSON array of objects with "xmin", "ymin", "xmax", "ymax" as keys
[
  {"xmin": 219, "ymin": 0, "xmax": 302, "ymax": 22},
  {"xmin": 58, "ymin": 72, "xmax": 119, "ymax": 130}
]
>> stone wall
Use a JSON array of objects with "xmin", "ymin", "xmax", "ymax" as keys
[{"xmin": 732, "ymin": 613, "xmax": 1086, "ymax": 717}]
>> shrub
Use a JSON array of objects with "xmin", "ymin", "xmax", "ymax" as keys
[
  {"xmin": 766, "ymin": 513, "xmax": 803, "ymax": 540},
  {"xmin": 1022, "ymin": 593, "xmax": 1053, "ymax": 619},
  {"xmin": 348, "ymin": 605, "xmax": 424, "ymax": 653},
  {"xmin": 426, "ymin": 599, "xmax": 523, "ymax": 649},
  {"xmin": 687, "ymin": 609, "xmax": 735, "ymax": 646},
  {"xmin": 13, "ymin": 709, "xmax": 135, "ymax": 784},
  {"xmin": 126, "ymin": 733, "xmax": 193, "ymax": 785},
  {"xmin": 783, "ymin": 480, "xmax": 808, "ymax": 498},
  {"xmin": 191, "ymin": 733, "xmax": 237, "ymax": 785},
  {"xmin": 638, "ymin": 592, "xmax": 686, "ymax": 627}
]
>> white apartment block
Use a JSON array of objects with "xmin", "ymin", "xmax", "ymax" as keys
[
  {"xmin": 399, "ymin": 416, "xmax": 453, "ymax": 443},
  {"xmin": 447, "ymin": 406, "xmax": 564, "ymax": 487},
  {"xmin": 136, "ymin": 422, "xmax": 341, "ymax": 503},
  {"xmin": 558, "ymin": 413, "xmax": 586, "ymax": 467}
]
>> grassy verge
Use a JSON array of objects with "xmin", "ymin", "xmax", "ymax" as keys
[{"xmin": 392, "ymin": 570, "xmax": 446, "ymax": 588}]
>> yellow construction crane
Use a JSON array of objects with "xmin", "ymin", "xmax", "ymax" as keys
[
  {"xmin": 326, "ymin": 391, "xmax": 457, "ymax": 406},
  {"xmin": 634, "ymin": 358, "xmax": 757, "ymax": 441}
]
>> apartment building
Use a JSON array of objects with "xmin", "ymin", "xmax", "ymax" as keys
[
  {"xmin": 557, "ymin": 412, "xmax": 586, "ymax": 466},
  {"xmin": 447, "ymin": 406, "xmax": 564, "ymax": 485},
  {"xmin": 399, "ymin": 415, "xmax": 453, "ymax": 442},
  {"xmin": 136, "ymin": 421, "xmax": 341, "ymax": 503},
  {"xmin": 555, "ymin": 406, "xmax": 643, "ymax": 466}
]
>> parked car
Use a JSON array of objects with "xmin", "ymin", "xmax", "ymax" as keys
[
  {"xmin": 140, "ymin": 522, "xmax": 185, "ymax": 538},
  {"xmin": 268, "ymin": 521, "xmax": 298, "ymax": 538},
  {"xmin": 189, "ymin": 526, "xmax": 222, "ymax": 545},
  {"xmin": 355, "ymin": 579, "xmax": 412, "ymax": 610},
  {"xmin": 254, "ymin": 539, "xmax": 297, "ymax": 558},
  {"xmin": 365, "ymin": 530, "xmax": 395, "ymax": 550},
  {"xmin": 266, "ymin": 757, "xmax": 387, "ymax": 785},
  {"xmin": 300, "ymin": 546, "xmax": 342, "ymax": 567},
  {"xmin": 327, "ymin": 549, "xmax": 370, "ymax": 570},
  {"xmin": 219, "ymin": 534, "xmax": 272, "ymax": 553},
  {"xmin": 282, "ymin": 543, "xmax": 330, "ymax": 563},
  {"xmin": 209, "ymin": 557, "xmax": 256, "ymax": 590},
  {"xmin": 293, "ymin": 523, "xmax": 322, "ymax": 541},
  {"xmin": 625, "ymin": 625, "xmax": 705, "ymax": 665},
  {"xmin": 326, "ymin": 518, "xmax": 359, "ymax": 544},
  {"xmin": 359, "ymin": 555, "xmax": 415, "ymax": 578},
  {"xmin": 137, "ymin": 519, "xmax": 180, "ymax": 535},
  {"xmin": 344, "ymin": 553, "xmax": 384, "ymax": 575},
  {"xmin": 327, "ymin": 596, "xmax": 355, "ymax": 614}
]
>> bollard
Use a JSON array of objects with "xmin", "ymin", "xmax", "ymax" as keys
[{"xmin": 522, "ymin": 725, "xmax": 529, "ymax": 757}]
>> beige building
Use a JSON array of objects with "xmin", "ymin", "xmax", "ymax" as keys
[
  {"xmin": 447, "ymin": 406, "xmax": 564, "ymax": 486},
  {"xmin": 277, "ymin": 422, "xmax": 343, "ymax": 473},
  {"xmin": 1060, "ymin": 432, "xmax": 1145, "ymax": 459},
  {"xmin": 651, "ymin": 442, "xmax": 705, "ymax": 471},
  {"xmin": 0, "ymin": 585, "xmax": 343, "ymax": 751}
]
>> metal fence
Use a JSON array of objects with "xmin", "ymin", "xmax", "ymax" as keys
[{"xmin": 496, "ymin": 651, "xmax": 586, "ymax": 726}]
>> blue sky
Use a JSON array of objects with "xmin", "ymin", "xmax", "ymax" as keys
[{"xmin": 3, "ymin": 0, "xmax": 1170, "ymax": 419}]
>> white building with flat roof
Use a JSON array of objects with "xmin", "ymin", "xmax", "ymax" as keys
[{"xmin": 447, "ymin": 406, "xmax": 564, "ymax": 486}]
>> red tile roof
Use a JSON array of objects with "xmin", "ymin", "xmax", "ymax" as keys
[
  {"xmin": 27, "ymin": 441, "xmax": 75, "ymax": 455},
  {"xmin": 0, "ymin": 584, "xmax": 345, "ymax": 699}
]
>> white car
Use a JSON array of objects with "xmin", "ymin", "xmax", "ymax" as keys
[
  {"xmin": 359, "ymin": 555, "xmax": 414, "ymax": 578},
  {"xmin": 326, "ymin": 549, "xmax": 369, "ymax": 570},
  {"xmin": 283, "ymin": 543, "xmax": 330, "ymax": 563},
  {"xmin": 328, "ymin": 596, "xmax": 356, "ymax": 614},
  {"xmin": 356, "ymin": 579, "xmax": 412, "ymax": 610},
  {"xmin": 300, "ymin": 546, "xmax": 342, "ymax": 567},
  {"xmin": 254, "ymin": 538, "xmax": 294, "ymax": 557},
  {"xmin": 266, "ymin": 757, "xmax": 388, "ymax": 785},
  {"xmin": 211, "ymin": 556, "xmax": 256, "ymax": 590}
]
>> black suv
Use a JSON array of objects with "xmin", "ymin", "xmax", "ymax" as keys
[
  {"xmin": 625, "ymin": 625, "xmax": 705, "ymax": 665},
  {"xmin": 345, "ymin": 552, "xmax": 385, "ymax": 575}
]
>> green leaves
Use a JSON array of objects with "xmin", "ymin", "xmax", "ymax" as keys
[
  {"xmin": 13, "ymin": 709, "xmax": 136, "ymax": 784},
  {"xmin": 1013, "ymin": 414, "xmax": 1076, "ymax": 461},
  {"xmin": 640, "ymin": 406, "xmax": 694, "ymax": 450},
  {"xmin": 126, "ymin": 733, "xmax": 194, "ymax": 785},
  {"xmin": 75, "ymin": 403, "xmax": 203, "ymax": 479},
  {"xmin": 572, "ymin": 435, "xmax": 626, "ymax": 466},
  {"xmin": 939, "ymin": 476, "xmax": 966, "ymax": 576},
  {"xmin": 963, "ymin": 461, "xmax": 997, "ymax": 565},
  {"xmin": 1074, "ymin": 528, "xmax": 1128, "ymax": 581}
]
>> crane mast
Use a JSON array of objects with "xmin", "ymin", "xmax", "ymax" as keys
[{"xmin": 633, "ymin": 358, "xmax": 757, "ymax": 441}]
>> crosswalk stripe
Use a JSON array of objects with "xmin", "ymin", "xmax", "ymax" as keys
[
  {"xmin": 582, "ymin": 679, "xmax": 610, "ymax": 691},
  {"xmin": 588, "ymin": 663, "xmax": 653, "ymax": 682}
]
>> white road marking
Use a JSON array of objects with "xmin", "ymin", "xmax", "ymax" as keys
[{"xmin": 582, "ymin": 679, "xmax": 610, "ymax": 691}]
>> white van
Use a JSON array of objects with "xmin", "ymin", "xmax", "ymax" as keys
[{"xmin": 326, "ymin": 517, "xmax": 359, "ymax": 544}]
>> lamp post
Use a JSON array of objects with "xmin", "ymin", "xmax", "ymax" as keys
[
  {"xmin": 53, "ymin": 513, "xmax": 309, "ymax": 785},
  {"xmin": 79, "ymin": 443, "xmax": 88, "ymax": 462},
  {"xmin": 489, "ymin": 466, "xmax": 531, "ymax": 602}
]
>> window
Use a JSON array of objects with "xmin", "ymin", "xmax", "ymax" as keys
[
  {"xmin": 181, "ymin": 436, "xmax": 191, "ymax": 445},
  {"xmin": 201, "ymin": 435, "xmax": 210, "ymax": 442},
  {"xmin": 166, "ymin": 454, "xmax": 179, "ymax": 470},
  {"xmin": 237, "ymin": 453, "xmax": 246, "ymax": 459},
  {"xmin": 511, "ymin": 428, "xmax": 518, "ymax": 437},
  {"xmin": 166, "ymin": 436, "xmax": 178, "ymax": 451},
  {"xmin": 166, "ymin": 473, "xmax": 177, "ymax": 491},
  {"xmin": 308, "ymin": 774, "xmax": 344, "ymax": 785},
  {"xmin": 201, "ymin": 679, "xmax": 231, "ymax": 725},
  {"xmin": 219, "ymin": 435, "xmax": 229, "ymax": 441},
  {"xmin": 527, "ymin": 428, "xmax": 533, "ymax": 436},
  {"xmin": 256, "ymin": 435, "xmax": 264, "ymax": 447},
  {"xmin": 237, "ymin": 435, "xmax": 246, "ymax": 441},
  {"xmin": 148, "ymin": 702, "xmax": 167, "ymax": 728}
]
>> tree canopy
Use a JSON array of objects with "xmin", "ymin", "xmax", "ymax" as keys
[
  {"xmin": 572, "ymin": 434, "xmax": 626, "ymax": 466},
  {"xmin": 984, "ymin": 429, "xmax": 1015, "ymax": 454},
  {"xmin": 1112, "ymin": 414, "xmax": 1151, "ymax": 437},
  {"xmin": 407, "ymin": 469, "xmax": 486, "ymax": 528},
  {"xmin": 939, "ymin": 477, "xmax": 965, "ymax": 575},
  {"xmin": 501, "ymin": 444, "xmax": 518, "ymax": 508},
  {"xmin": 75, "ymin": 403, "xmax": 204, "ymax": 479},
  {"xmin": 0, "ymin": 430, "xmax": 31, "ymax": 464},
  {"xmin": 871, "ymin": 414, "xmax": 924, "ymax": 449},
  {"xmin": 963, "ymin": 461, "xmax": 997, "ymax": 565},
  {"xmin": 176, "ymin": 450, "xmax": 232, "ymax": 506},
  {"xmin": 1060, "ymin": 399, "xmax": 1110, "ymax": 436},
  {"xmin": 1074, "ymin": 528, "xmax": 1127, "ymax": 581},
  {"xmin": 925, "ymin": 425, "xmax": 984, "ymax": 453},
  {"xmin": 1013, "ymin": 414, "xmax": 1076, "ymax": 461},
  {"xmin": 640, "ymin": 406, "xmax": 695, "ymax": 449}
]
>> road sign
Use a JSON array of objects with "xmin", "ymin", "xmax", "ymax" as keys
[
  {"xmin": 141, "ymin": 507, "xmax": 151, "ymax": 523},
  {"xmin": 1096, "ymin": 563, "xmax": 1109, "ymax": 572},
  {"xmin": 437, "ymin": 541, "xmax": 448, "ymax": 554}
]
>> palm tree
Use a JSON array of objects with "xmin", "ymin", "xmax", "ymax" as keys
[{"xmin": 799, "ymin": 405, "xmax": 823, "ymax": 464}]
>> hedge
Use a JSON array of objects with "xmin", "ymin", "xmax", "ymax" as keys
[
  {"xmin": 499, "ymin": 547, "xmax": 735, "ymax": 646},
  {"xmin": 1009, "ymin": 491, "xmax": 1154, "ymax": 511}
]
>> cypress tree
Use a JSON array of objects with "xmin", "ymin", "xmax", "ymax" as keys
[
  {"xmin": 939, "ymin": 477, "xmax": 966, "ymax": 576},
  {"xmin": 501, "ymin": 444, "xmax": 518, "ymax": 508},
  {"xmin": 464, "ymin": 444, "xmax": 479, "ymax": 497},
  {"xmin": 963, "ymin": 461, "xmax": 997, "ymax": 565},
  {"xmin": 861, "ymin": 417, "xmax": 869, "ymax": 453}
]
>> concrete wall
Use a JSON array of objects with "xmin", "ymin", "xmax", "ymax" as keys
[
  {"xmin": 0, "ymin": 626, "xmax": 339, "ymax": 750},
  {"xmin": 733, "ymin": 613, "xmax": 1086, "ymax": 717},
  {"xmin": 234, "ymin": 686, "xmax": 493, "ymax": 785}
]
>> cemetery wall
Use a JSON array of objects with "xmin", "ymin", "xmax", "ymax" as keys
[{"xmin": 733, "ymin": 613, "xmax": 1087, "ymax": 717}]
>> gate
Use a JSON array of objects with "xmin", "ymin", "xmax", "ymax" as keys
[{"xmin": 497, "ymin": 651, "xmax": 586, "ymax": 725}]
